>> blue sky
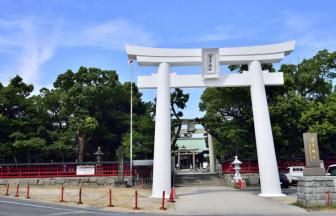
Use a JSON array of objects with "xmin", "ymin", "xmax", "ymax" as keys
[{"xmin": 0, "ymin": 0, "xmax": 335, "ymax": 118}]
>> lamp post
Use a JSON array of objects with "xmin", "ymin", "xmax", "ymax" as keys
[
  {"xmin": 231, "ymin": 155, "xmax": 242, "ymax": 183},
  {"xmin": 94, "ymin": 146, "xmax": 104, "ymax": 164},
  {"xmin": 129, "ymin": 59, "xmax": 134, "ymax": 186}
]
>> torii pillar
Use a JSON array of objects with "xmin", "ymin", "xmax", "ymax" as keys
[{"xmin": 125, "ymin": 41, "xmax": 295, "ymax": 197}]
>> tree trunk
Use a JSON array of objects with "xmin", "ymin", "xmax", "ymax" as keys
[
  {"xmin": 171, "ymin": 104, "xmax": 182, "ymax": 150},
  {"xmin": 171, "ymin": 122, "xmax": 182, "ymax": 149},
  {"xmin": 78, "ymin": 134, "xmax": 85, "ymax": 162}
]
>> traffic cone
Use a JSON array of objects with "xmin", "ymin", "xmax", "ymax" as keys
[
  {"xmin": 167, "ymin": 189, "xmax": 175, "ymax": 203},
  {"xmin": 173, "ymin": 187, "xmax": 177, "ymax": 199}
]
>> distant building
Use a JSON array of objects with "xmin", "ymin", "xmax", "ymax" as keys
[{"xmin": 175, "ymin": 137, "xmax": 208, "ymax": 170}]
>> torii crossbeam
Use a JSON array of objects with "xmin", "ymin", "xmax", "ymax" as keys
[{"xmin": 125, "ymin": 41, "xmax": 295, "ymax": 198}]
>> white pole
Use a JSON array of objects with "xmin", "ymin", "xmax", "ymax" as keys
[
  {"xmin": 249, "ymin": 60, "xmax": 284, "ymax": 197},
  {"xmin": 208, "ymin": 133, "xmax": 215, "ymax": 173},
  {"xmin": 129, "ymin": 62, "xmax": 133, "ymax": 184},
  {"xmin": 151, "ymin": 62, "xmax": 171, "ymax": 198}
]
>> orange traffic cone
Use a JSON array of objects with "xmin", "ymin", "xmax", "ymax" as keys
[
  {"xmin": 167, "ymin": 188, "xmax": 175, "ymax": 203},
  {"xmin": 173, "ymin": 187, "xmax": 177, "ymax": 199}
]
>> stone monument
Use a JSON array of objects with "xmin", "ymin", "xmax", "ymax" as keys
[
  {"xmin": 297, "ymin": 132, "xmax": 335, "ymax": 207},
  {"xmin": 303, "ymin": 133, "xmax": 325, "ymax": 176}
]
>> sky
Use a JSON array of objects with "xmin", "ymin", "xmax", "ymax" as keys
[{"xmin": 0, "ymin": 0, "xmax": 335, "ymax": 118}]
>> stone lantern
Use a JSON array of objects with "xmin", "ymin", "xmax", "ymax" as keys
[
  {"xmin": 231, "ymin": 155, "xmax": 242, "ymax": 183},
  {"xmin": 94, "ymin": 146, "xmax": 104, "ymax": 163}
]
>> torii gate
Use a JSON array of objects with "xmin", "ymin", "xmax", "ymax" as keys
[{"xmin": 125, "ymin": 41, "xmax": 295, "ymax": 198}]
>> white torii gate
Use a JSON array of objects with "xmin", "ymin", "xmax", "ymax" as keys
[{"xmin": 125, "ymin": 41, "xmax": 295, "ymax": 198}]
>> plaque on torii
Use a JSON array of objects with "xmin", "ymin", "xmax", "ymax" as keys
[{"xmin": 125, "ymin": 41, "xmax": 295, "ymax": 198}]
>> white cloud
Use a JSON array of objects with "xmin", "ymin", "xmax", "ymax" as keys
[
  {"xmin": 279, "ymin": 10, "xmax": 336, "ymax": 51},
  {"xmin": 64, "ymin": 18, "xmax": 157, "ymax": 50},
  {"xmin": 0, "ymin": 17, "xmax": 156, "ymax": 86},
  {"xmin": 0, "ymin": 17, "xmax": 57, "ymax": 84}
]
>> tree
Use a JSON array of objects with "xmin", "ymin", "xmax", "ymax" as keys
[
  {"xmin": 12, "ymin": 135, "xmax": 46, "ymax": 163},
  {"xmin": 199, "ymin": 87, "xmax": 255, "ymax": 159},
  {"xmin": 171, "ymin": 88, "xmax": 189, "ymax": 150},
  {"xmin": 52, "ymin": 67, "xmax": 130, "ymax": 162},
  {"xmin": 0, "ymin": 76, "xmax": 49, "ymax": 163},
  {"xmin": 300, "ymin": 93, "xmax": 336, "ymax": 156},
  {"xmin": 70, "ymin": 116, "xmax": 98, "ymax": 162}
]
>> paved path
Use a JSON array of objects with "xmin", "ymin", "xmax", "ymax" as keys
[
  {"xmin": 170, "ymin": 186, "xmax": 308, "ymax": 215},
  {"xmin": 1, "ymin": 186, "xmax": 336, "ymax": 215}
]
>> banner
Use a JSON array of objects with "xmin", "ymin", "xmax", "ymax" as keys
[{"xmin": 76, "ymin": 165, "xmax": 95, "ymax": 175}]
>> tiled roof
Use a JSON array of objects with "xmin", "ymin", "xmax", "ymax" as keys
[{"xmin": 176, "ymin": 138, "xmax": 207, "ymax": 152}]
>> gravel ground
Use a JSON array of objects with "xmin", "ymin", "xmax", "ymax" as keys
[{"xmin": 0, "ymin": 184, "xmax": 174, "ymax": 213}]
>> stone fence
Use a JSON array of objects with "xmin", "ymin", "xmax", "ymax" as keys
[
  {"xmin": 0, "ymin": 176, "xmax": 153, "ymax": 186},
  {"xmin": 297, "ymin": 176, "xmax": 336, "ymax": 207}
]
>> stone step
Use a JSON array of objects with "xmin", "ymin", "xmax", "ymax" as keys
[{"xmin": 174, "ymin": 173, "xmax": 225, "ymax": 186}]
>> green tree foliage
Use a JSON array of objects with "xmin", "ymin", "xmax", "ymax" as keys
[
  {"xmin": 122, "ymin": 87, "xmax": 190, "ymax": 160},
  {"xmin": 0, "ymin": 67, "xmax": 154, "ymax": 163},
  {"xmin": 0, "ymin": 76, "xmax": 40, "ymax": 163},
  {"xmin": 122, "ymin": 103, "xmax": 155, "ymax": 160},
  {"xmin": 300, "ymin": 94, "xmax": 336, "ymax": 155},
  {"xmin": 200, "ymin": 50, "xmax": 336, "ymax": 160},
  {"xmin": 200, "ymin": 87, "xmax": 255, "ymax": 159}
]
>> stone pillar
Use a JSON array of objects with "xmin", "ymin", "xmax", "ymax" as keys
[
  {"xmin": 177, "ymin": 151, "xmax": 181, "ymax": 169},
  {"xmin": 249, "ymin": 60, "xmax": 284, "ymax": 197},
  {"xmin": 151, "ymin": 63, "xmax": 171, "ymax": 198},
  {"xmin": 208, "ymin": 133, "xmax": 215, "ymax": 173},
  {"xmin": 192, "ymin": 152, "xmax": 196, "ymax": 170}
]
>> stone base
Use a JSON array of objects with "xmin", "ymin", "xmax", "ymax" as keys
[
  {"xmin": 297, "ymin": 176, "xmax": 336, "ymax": 207},
  {"xmin": 223, "ymin": 173, "xmax": 260, "ymax": 186},
  {"xmin": 259, "ymin": 193, "xmax": 286, "ymax": 197},
  {"xmin": 303, "ymin": 167, "xmax": 326, "ymax": 176}
]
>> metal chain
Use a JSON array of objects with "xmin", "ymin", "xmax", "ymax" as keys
[
  {"xmin": 88, "ymin": 192, "xmax": 109, "ymax": 205},
  {"xmin": 63, "ymin": 190, "xmax": 78, "ymax": 198},
  {"xmin": 137, "ymin": 191, "xmax": 161, "ymax": 204},
  {"xmin": 113, "ymin": 193, "xmax": 134, "ymax": 206}
]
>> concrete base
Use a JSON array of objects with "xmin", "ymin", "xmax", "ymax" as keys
[
  {"xmin": 303, "ymin": 167, "xmax": 326, "ymax": 176},
  {"xmin": 0, "ymin": 176, "xmax": 118, "ymax": 186},
  {"xmin": 297, "ymin": 176, "xmax": 336, "ymax": 207},
  {"xmin": 259, "ymin": 193, "xmax": 286, "ymax": 197},
  {"xmin": 224, "ymin": 173, "xmax": 260, "ymax": 186}
]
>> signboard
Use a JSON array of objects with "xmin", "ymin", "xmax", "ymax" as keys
[
  {"xmin": 202, "ymin": 48, "xmax": 220, "ymax": 79},
  {"xmin": 303, "ymin": 132, "xmax": 325, "ymax": 176},
  {"xmin": 76, "ymin": 165, "xmax": 95, "ymax": 175},
  {"xmin": 303, "ymin": 133, "xmax": 321, "ymax": 167}
]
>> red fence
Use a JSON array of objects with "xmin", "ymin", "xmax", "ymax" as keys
[
  {"xmin": 2, "ymin": 159, "xmax": 335, "ymax": 178},
  {"xmin": 221, "ymin": 159, "xmax": 336, "ymax": 174},
  {"xmin": 0, "ymin": 162, "xmax": 152, "ymax": 179}
]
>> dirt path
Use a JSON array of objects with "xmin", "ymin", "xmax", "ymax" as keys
[{"xmin": 0, "ymin": 184, "xmax": 174, "ymax": 213}]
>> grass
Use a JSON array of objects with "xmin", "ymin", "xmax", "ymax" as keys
[{"xmin": 292, "ymin": 201, "xmax": 336, "ymax": 211}]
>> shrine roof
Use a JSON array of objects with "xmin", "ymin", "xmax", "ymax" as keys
[{"xmin": 176, "ymin": 137, "xmax": 207, "ymax": 153}]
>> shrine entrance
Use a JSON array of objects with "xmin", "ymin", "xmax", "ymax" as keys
[{"xmin": 125, "ymin": 41, "xmax": 295, "ymax": 197}]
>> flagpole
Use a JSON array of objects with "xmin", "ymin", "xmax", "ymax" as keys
[{"xmin": 129, "ymin": 59, "xmax": 133, "ymax": 185}]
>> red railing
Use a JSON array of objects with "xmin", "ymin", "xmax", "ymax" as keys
[
  {"xmin": 0, "ymin": 162, "xmax": 152, "ymax": 179},
  {"xmin": 221, "ymin": 159, "xmax": 336, "ymax": 174}
]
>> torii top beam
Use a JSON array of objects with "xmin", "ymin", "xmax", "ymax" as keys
[{"xmin": 125, "ymin": 41, "xmax": 295, "ymax": 66}]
